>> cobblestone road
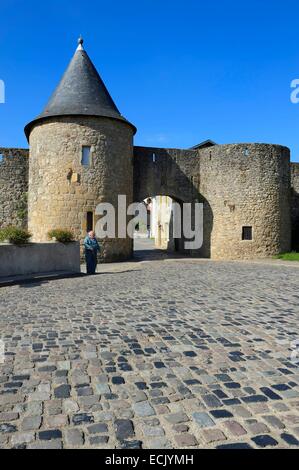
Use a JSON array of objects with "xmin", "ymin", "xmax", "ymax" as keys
[{"xmin": 0, "ymin": 256, "xmax": 299, "ymax": 449}]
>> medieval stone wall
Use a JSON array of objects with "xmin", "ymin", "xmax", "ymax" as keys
[
  {"xmin": 28, "ymin": 116, "xmax": 134, "ymax": 261},
  {"xmin": 0, "ymin": 148, "xmax": 29, "ymax": 229},
  {"xmin": 134, "ymin": 146, "xmax": 199, "ymax": 203},
  {"xmin": 133, "ymin": 146, "xmax": 212, "ymax": 255},
  {"xmin": 0, "ymin": 140, "xmax": 294, "ymax": 261},
  {"xmin": 134, "ymin": 143, "xmax": 291, "ymax": 259},
  {"xmin": 291, "ymin": 162, "xmax": 299, "ymax": 249}
]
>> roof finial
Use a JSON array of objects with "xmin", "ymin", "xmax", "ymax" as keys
[{"xmin": 77, "ymin": 35, "xmax": 84, "ymax": 51}]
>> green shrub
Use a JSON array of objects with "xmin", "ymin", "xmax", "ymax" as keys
[
  {"xmin": 48, "ymin": 228, "xmax": 75, "ymax": 243},
  {"xmin": 275, "ymin": 252, "xmax": 299, "ymax": 261},
  {"xmin": 0, "ymin": 226, "xmax": 32, "ymax": 245}
]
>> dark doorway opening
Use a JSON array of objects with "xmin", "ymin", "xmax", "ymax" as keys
[{"xmin": 87, "ymin": 211, "xmax": 93, "ymax": 232}]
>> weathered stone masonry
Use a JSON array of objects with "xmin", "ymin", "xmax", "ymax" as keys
[
  {"xmin": 28, "ymin": 116, "xmax": 134, "ymax": 261},
  {"xmin": 134, "ymin": 143, "xmax": 292, "ymax": 259},
  {"xmin": 0, "ymin": 142, "xmax": 297, "ymax": 260},
  {"xmin": 0, "ymin": 148, "xmax": 29, "ymax": 228}
]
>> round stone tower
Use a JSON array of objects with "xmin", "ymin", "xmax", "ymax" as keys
[
  {"xmin": 198, "ymin": 143, "xmax": 291, "ymax": 259},
  {"xmin": 25, "ymin": 37, "xmax": 136, "ymax": 261}
]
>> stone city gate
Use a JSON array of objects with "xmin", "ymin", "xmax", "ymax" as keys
[
  {"xmin": 133, "ymin": 143, "xmax": 291, "ymax": 261},
  {"xmin": 1, "ymin": 38, "xmax": 297, "ymax": 262},
  {"xmin": 133, "ymin": 146, "xmax": 212, "ymax": 257}
]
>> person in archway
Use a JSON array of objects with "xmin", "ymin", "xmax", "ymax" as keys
[
  {"xmin": 146, "ymin": 197, "xmax": 152, "ymax": 238},
  {"xmin": 84, "ymin": 230, "xmax": 101, "ymax": 274}
]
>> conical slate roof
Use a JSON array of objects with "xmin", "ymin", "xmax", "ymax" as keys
[{"xmin": 25, "ymin": 37, "xmax": 136, "ymax": 139}]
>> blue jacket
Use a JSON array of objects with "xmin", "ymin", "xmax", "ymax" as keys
[{"xmin": 84, "ymin": 235, "xmax": 101, "ymax": 254}]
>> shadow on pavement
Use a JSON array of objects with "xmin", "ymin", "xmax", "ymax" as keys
[
  {"xmin": 133, "ymin": 237, "xmax": 196, "ymax": 262},
  {"xmin": 0, "ymin": 272, "xmax": 85, "ymax": 288}
]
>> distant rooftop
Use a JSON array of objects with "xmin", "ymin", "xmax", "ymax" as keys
[{"xmin": 190, "ymin": 139, "xmax": 217, "ymax": 150}]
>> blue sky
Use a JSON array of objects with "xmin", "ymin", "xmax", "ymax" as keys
[{"xmin": 1, "ymin": 0, "xmax": 299, "ymax": 161}]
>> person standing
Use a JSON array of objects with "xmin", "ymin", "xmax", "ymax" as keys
[
  {"xmin": 84, "ymin": 230, "xmax": 101, "ymax": 274},
  {"xmin": 146, "ymin": 197, "xmax": 152, "ymax": 238}
]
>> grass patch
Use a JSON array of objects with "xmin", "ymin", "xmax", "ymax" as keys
[{"xmin": 275, "ymin": 252, "xmax": 299, "ymax": 261}]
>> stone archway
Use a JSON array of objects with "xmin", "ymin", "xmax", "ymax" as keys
[
  {"xmin": 133, "ymin": 146, "xmax": 213, "ymax": 258},
  {"xmin": 133, "ymin": 194, "xmax": 185, "ymax": 256}
]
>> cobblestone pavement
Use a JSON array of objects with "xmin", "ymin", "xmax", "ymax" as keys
[{"xmin": 0, "ymin": 256, "xmax": 299, "ymax": 449}]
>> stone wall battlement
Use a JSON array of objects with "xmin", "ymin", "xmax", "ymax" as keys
[{"xmin": 0, "ymin": 142, "xmax": 298, "ymax": 259}]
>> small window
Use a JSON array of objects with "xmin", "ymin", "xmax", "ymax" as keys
[
  {"xmin": 242, "ymin": 226, "xmax": 252, "ymax": 241},
  {"xmin": 81, "ymin": 146, "xmax": 91, "ymax": 166},
  {"xmin": 87, "ymin": 211, "xmax": 93, "ymax": 232},
  {"xmin": 0, "ymin": 154, "xmax": 3, "ymax": 163}
]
